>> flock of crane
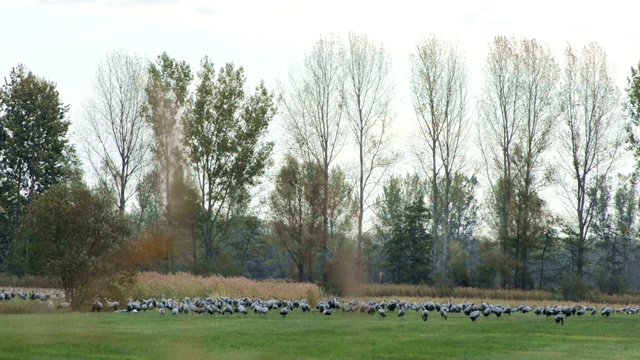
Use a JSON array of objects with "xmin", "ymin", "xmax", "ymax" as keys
[
  {"xmin": 1, "ymin": 289, "xmax": 636, "ymax": 325},
  {"xmin": 95, "ymin": 295, "xmax": 634, "ymax": 326}
]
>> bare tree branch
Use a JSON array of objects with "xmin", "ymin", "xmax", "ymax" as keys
[{"xmin": 82, "ymin": 49, "xmax": 150, "ymax": 212}]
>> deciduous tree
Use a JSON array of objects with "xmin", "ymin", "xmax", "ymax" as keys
[
  {"xmin": 558, "ymin": 42, "xmax": 623, "ymax": 279},
  {"xmin": 144, "ymin": 52, "xmax": 193, "ymax": 229},
  {"xmin": 343, "ymin": 32, "xmax": 397, "ymax": 267},
  {"xmin": 411, "ymin": 35, "xmax": 469, "ymax": 281},
  {"xmin": 20, "ymin": 182, "xmax": 130, "ymax": 310},
  {"xmin": 0, "ymin": 64, "xmax": 77, "ymax": 266},
  {"xmin": 478, "ymin": 36, "xmax": 559, "ymax": 288},
  {"xmin": 269, "ymin": 155, "xmax": 354, "ymax": 282},
  {"xmin": 625, "ymin": 61, "xmax": 640, "ymax": 170},
  {"xmin": 183, "ymin": 58, "xmax": 275, "ymax": 266},
  {"xmin": 280, "ymin": 35, "xmax": 346, "ymax": 282},
  {"xmin": 83, "ymin": 49, "xmax": 149, "ymax": 212}
]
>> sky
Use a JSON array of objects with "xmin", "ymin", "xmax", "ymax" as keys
[{"xmin": 2, "ymin": 0, "xmax": 640, "ymax": 187}]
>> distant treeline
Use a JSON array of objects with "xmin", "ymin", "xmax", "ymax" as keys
[{"xmin": 2, "ymin": 34, "xmax": 640, "ymax": 304}]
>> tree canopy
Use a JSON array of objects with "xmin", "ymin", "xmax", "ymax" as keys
[
  {"xmin": 20, "ymin": 182, "xmax": 131, "ymax": 309},
  {"xmin": 0, "ymin": 64, "xmax": 77, "ymax": 265}
]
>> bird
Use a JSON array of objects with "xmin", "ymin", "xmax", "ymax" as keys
[
  {"xmin": 48, "ymin": 300, "xmax": 54, "ymax": 311},
  {"xmin": 105, "ymin": 298, "xmax": 120, "ymax": 311},
  {"xmin": 398, "ymin": 306, "xmax": 406, "ymax": 318},
  {"xmin": 440, "ymin": 308, "xmax": 448, "ymax": 320},
  {"xmin": 493, "ymin": 306, "xmax": 503, "ymax": 318},
  {"xmin": 367, "ymin": 306, "xmax": 376, "ymax": 315},
  {"xmin": 188, "ymin": 302, "xmax": 199, "ymax": 314},
  {"xmin": 421, "ymin": 309, "xmax": 429, "ymax": 322},
  {"xmin": 236, "ymin": 304, "xmax": 248, "ymax": 315},
  {"xmin": 378, "ymin": 307, "xmax": 386, "ymax": 319},
  {"xmin": 323, "ymin": 308, "xmax": 332, "ymax": 318},
  {"xmin": 222, "ymin": 304, "xmax": 234, "ymax": 315},
  {"xmin": 601, "ymin": 306, "xmax": 612, "ymax": 317},
  {"xmin": 92, "ymin": 298, "xmax": 104, "ymax": 312},
  {"xmin": 469, "ymin": 310, "xmax": 481, "ymax": 322},
  {"xmin": 256, "ymin": 306, "xmax": 269, "ymax": 316},
  {"xmin": 280, "ymin": 306, "xmax": 289, "ymax": 319},
  {"xmin": 57, "ymin": 299, "xmax": 72, "ymax": 310},
  {"xmin": 127, "ymin": 298, "xmax": 141, "ymax": 312},
  {"xmin": 300, "ymin": 302, "xmax": 311, "ymax": 313},
  {"xmin": 159, "ymin": 307, "xmax": 166, "ymax": 316},
  {"xmin": 556, "ymin": 313, "xmax": 564, "ymax": 325},
  {"xmin": 172, "ymin": 307, "xmax": 179, "ymax": 315}
]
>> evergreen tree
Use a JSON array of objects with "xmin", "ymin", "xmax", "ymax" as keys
[{"xmin": 375, "ymin": 175, "xmax": 431, "ymax": 284}]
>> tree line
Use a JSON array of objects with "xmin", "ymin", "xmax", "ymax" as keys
[{"xmin": 2, "ymin": 33, "xmax": 640, "ymax": 302}]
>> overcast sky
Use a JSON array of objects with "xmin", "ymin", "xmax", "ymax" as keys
[{"xmin": 3, "ymin": 0, "xmax": 640, "ymax": 170}]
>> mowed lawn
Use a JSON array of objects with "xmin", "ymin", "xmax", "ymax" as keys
[{"xmin": 0, "ymin": 307, "xmax": 637, "ymax": 359}]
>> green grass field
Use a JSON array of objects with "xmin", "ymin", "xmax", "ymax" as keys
[{"xmin": 0, "ymin": 306, "xmax": 638, "ymax": 360}]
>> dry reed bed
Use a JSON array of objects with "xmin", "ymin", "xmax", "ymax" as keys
[
  {"xmin": 3, "ymin": 272, "xmax": 640, "ymax": 309},
  {"xmin": 129, "ymin": 272, "xmax": 323, "ymax": 304}
]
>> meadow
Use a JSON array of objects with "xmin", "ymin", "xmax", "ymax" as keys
[
  {"xmin": 1, "ymin": 272, "xmax": 639, "ymax": 359},
  {"xmin": 0, "ymin": 305, "xmax": 638, "ymax": 359}
]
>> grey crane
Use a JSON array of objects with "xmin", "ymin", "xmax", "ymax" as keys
[
  {"xmin": 188, "ymin": 302, "xmax": 200, "ymax": 314},
  {"xmin": 367, "ymin": 306, "xmax": 376, "ymax": 315},
  {"xmin": 105, "ymin": 298, "xmax": 120, "ymax": 311},
  {"xmin": 256, "ymin": 306, "xmax": 269, "ymax": 316},
  {"xmin": 280, "ymin": 306, "xmax": 290, "ymax": 319},
  {"xmin": 378, "ymin": 307, "xmax": 386, "ymax": 319},
  {"xmin": 236, "ymin": 304, "xmax": 248, "ymax": 315},
  {"xmin": 469, "ymin": 310, "xmax": 481, "ymax": 322},
  {"xmin": 92, "ymin": 298, "xmax": 104, "ymax": 312},
  {"xmin": 555, "ymin": 313, "xmax": 564, "ymax": 325},
  {"xmin": 323, "ymin": 308, "xmax": 332, "ymax": 318},
  {"xmin": 440, "ymin": 308, "xmax": 448, "ymax": 320},
  {"xmin": 222, "ymin": 304, "xmax": 234, "ymax": 315},
  {"xmin": 421, "ymin": 309, "xmax": 429, "ymax": 322},
  {"xmin": 57, "ymin": 299, "xmax": 72, "ymax": 310},
  {"xmin": 398, "ymin": 306, "xmax": 406, "ymax": 318},
  {"xmin": 300, "ymin": 302, "xmax": 311, "ymax": 313},
  {"xmin": 493, "ymin": 306, "xmax": 503, "ymax": 318}
]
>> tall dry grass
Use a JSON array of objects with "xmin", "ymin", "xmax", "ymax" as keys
[{"xmin": 124, "ymin": 272, "xmax": 323, "ymax": 304}]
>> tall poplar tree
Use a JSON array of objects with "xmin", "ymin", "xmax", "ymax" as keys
[{"xmin": 183, "ymin": 57, "xmax": 275, "ymax": 265}]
